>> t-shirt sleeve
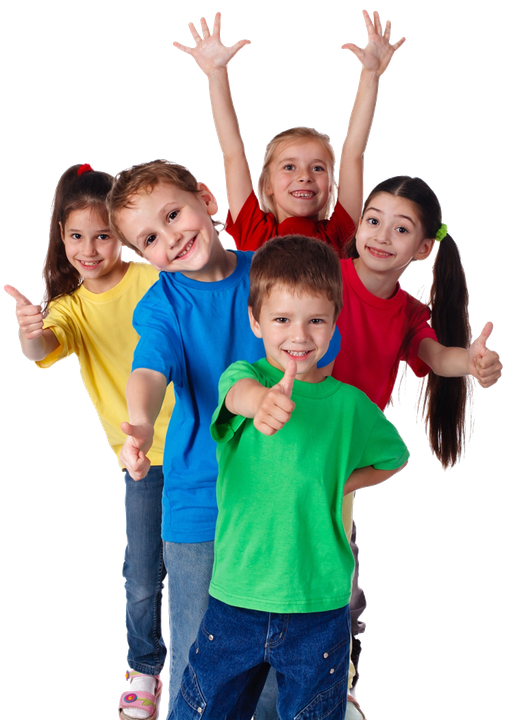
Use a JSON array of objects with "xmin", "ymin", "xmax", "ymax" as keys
[
  {"xmin": 35, "ymin": 301, "xmax": 75, "ymax": 368},
  {"xmin": 356, "ymin": 404, "xmax": 409, "ymax": 471},
  {"xmin": 403, "ymin": 300, "xmax": 438, "ymax": 378},
  {"xmin": 225, "ymin": 191, "xmax": 277, "ymax": 251},
  {"xmin": 210, "ymin": 360, "xmax": 262, "ymax": 443},
  {"xmin": 132, "ymin": 289, "xmax": 182, "ymax": 387},
  {"xmin": 324, "ymin": 201, "xmax": 356, "ymax": 252}
]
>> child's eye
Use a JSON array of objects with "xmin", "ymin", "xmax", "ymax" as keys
[
  {"xmin": 283, "ymin": 164, "xmax": 295, "ymax": 171},
  {"xmin": 310, "ymin": 318, "xmax": 325, "ymax": 324},
  {"xmin": 396, "ymin": 226, "xmax": 408, "ymax": 234},
  {"xmin": 168, "ymin": 210, "xmax": 179, "ymax": 222},
  {"xmin": 312, "ymin": 165, "xmax": 325, "ymax": 172},
  {"xmin": 97, "ymin": 234, "xmax": 110, "ymax": 240},
  {"xmin": 366, "ymin": 217, "xmax": 379, "ymax": 226},
  {"xmin": 145, "ymin": 234, "xmax": 157, "ymax": 247},
  {"xmin": 71, "ymin": 233, "xmax": 82, "ymax": 240},
  {"xmin": 274, "ymin": 317, "xmax": 289, "ymax": 324}
]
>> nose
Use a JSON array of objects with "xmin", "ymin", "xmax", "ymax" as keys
[
  {"xmin": 291, "ymin": 322, "xmax": 309, "ymax": 343},
  {"xmin": 166, "ymin": 228, "xmax": 182, "ymax": 247},
  {"xmin": 81, "ymin": 238, "xmax": 96, "ymax": 256}
]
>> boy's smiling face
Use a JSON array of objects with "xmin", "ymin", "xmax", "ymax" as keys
[
  {"xmin": 116, "ymin": 182, "xmax": 233, "ymax": 282},
  {"xmin": 249, "ymin": 285, "xmax": 336, "ymax": 383}
]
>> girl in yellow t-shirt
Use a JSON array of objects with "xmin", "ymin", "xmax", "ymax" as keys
[{"xmin": 5, "ymin": 164, "xmax": 173, "ymax": 720}]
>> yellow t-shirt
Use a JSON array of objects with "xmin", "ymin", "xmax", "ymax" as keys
[{"xmin": 36, "ymin": 262, "xmax": 174, "ymax": 465}]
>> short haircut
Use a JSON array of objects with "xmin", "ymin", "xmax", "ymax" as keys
[
  {"xmin": 249, "ymin": 235, "xmax": 343, "ymax": 321},
  {"xmin": 107, "ymin": 159, "xmax": 200, "ymax": 252}
]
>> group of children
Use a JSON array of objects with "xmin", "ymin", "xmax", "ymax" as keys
[{"xmin": 7, "ymin": 10, "xmax": 502, "ymax": 720}]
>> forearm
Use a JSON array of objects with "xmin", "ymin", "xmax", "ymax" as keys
[
  {"xmin": 208, "ymin": 67, "xmax": 252, "ymax": 217},
  {"xmin": 418, "ymin": 339, "xmax": 471, "ymax": 378},
  {"xmin": 126, "ymin": 368, "xmax": 168, "ymax": 427},
  {"xmin": 19, "ymin": 328, "xmax": 59, "ymax": 361},
  {"xmin": 344, "ymin": 461, "xmax": 407, "ymax": 496},
  {"xmin": 225, "ymin": 377, "xmax": 268, "ymax": 418}
]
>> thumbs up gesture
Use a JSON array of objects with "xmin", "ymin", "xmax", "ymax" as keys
[
  {"xmin": 468, "ymin": 322, "xmax": 502, "ymax": 388},
  {"xmin": 253, "ymin": 359, "xmax": 297, "ymax": 436},
  {"xmin": 5, "ymin": 285, "xmax": 44, "ymax": 339}
]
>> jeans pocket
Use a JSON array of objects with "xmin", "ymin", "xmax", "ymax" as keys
[
  {"xmin": 176, "ymin": 663, "xmax": 207, "ymax": 718},
  {"xmin": 294, "ymin": 676, "xmax": 347, "ymax": 720}
]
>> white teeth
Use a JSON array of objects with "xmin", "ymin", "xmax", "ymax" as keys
[
  {"xmin": 291, "ymin": 192, "xmax": 314, "ymax": 198},
  {"xmin": 81, "ymin": 261, "xmax": 100, "ymax": 266},
  {"xmin": 287, "ymin": 351, "xmax": 309, "ymax": 357},
  {"xmin": 177, "ymin": 238, "xmax": 194, "ymax": 258}
]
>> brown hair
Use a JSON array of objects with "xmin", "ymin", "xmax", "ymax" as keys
[
  {"xmin": 345, "ymin": 176, "xmax": 471, "ymax": 468},
  {"xmin": 107, "ymin": 159, "xmax": 201, "ymax": 252},
  {"xmin": 43, "ymin": 164, "xmax": 114, "ymax": 307},
  {"xmin": 257, "ymin": 127, "xmax": 336, "ymax": 220},
  {"xmin": 249, "ymin": 235, "xmax": 343, "ymax": 322}
]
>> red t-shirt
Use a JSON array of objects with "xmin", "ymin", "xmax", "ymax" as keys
[
  {"xmin": 226, "ymin": 191, "xmax": 355, "ymax": 255},
  {"xmin": 333, "ymin": 259, "xmax": 437, "ymax": 410}
]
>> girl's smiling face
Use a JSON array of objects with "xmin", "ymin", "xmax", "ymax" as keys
[
  {"xmin": 354, "ymin": 192, "xmax": 434, "ymax": 292},
  {"xmin": 60, "ymin": 206, "xmax": 126, "ymax": 293},
  {"xmin": 266, "ymin": 138, "xmax": 334, "ymax": 223}
]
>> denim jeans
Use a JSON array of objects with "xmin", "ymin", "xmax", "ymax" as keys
[
  {"xmin": 163, "ymin": 542, "xmax": 280, "ymax": 720},
  {"xmin": 123, "ymin": 466, "xmax": 167, "ymax": 675},
  {"xmin": 171, "ymin": 597, "xmax": 350, "ymax": 719}
]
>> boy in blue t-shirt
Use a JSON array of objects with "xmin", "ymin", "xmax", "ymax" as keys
[{"xmin": 107, "ymin": 161, "xmax": 339, "ymax": 718}]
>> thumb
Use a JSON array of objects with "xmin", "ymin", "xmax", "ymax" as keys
[
  {"xmin": 473, "ymin": 322, "xmax": 493, "ymax": 357},
  {"xmin": 121, "ymin": 421, "xmax": 138, "ymax": 439},
  {"xmin": 277, "ymin": 359, "xmax": 297, "ymax": 398},
  {"xmin": 4, "ymin": 285, "xmax": 32, "ymax": 306}
]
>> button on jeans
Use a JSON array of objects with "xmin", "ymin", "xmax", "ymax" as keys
[
  {"xmin": 123, "ymin": 466, "xmax": 167, "ymax": 675},
  {"xmin": 171, "ymin": 596, "xmax": 350, "ymax": 719}
]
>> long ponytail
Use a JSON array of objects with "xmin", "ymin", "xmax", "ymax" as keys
[
  {"xmin": 422, "ymin": 233, "xmax": 471, "ymax": 467},
  {"xmin": 43, "ymin": 165, "xmax": 113, "ymax": 308}
]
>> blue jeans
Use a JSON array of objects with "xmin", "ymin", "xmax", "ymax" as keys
[
  {"xmin": 171, "ymin": 597, "xmax": 350, "ymax": 719},
  {"xmin": 163, "ymin": 543, "xmax": 280, "ymax": 720},
  {"xmin": 124, "ymin": 467, "xmax": 167, "ymax": 675}
]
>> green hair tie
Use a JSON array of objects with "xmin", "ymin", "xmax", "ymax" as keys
[{"xmin": 435, "ymin": 223, "xmax": 448, "ymax": 242}]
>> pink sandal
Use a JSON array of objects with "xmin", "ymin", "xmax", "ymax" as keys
[{"xmin": 119, "ymin": 671, "xmax": 163, "ymax": 720}]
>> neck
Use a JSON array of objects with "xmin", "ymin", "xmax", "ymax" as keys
[{"xmin": 352, "ymin": 257, "xmax": 402, "ymax": 299}]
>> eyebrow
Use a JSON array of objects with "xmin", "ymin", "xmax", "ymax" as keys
[
  {"xmin": 277, "ymin": 156, "xmax": 328, "ymax": 164},
  {"xmin": 67, "ymin": 226, "xmax": 110, "ymax": 233},
  {"xmin": 365, "ymin": 206, "xmax": 416, "ymax": 225}
]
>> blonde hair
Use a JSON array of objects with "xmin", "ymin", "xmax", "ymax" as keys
[{"xmin": 257, "ymin": 127, "xmax": 336, "ymax": 220}]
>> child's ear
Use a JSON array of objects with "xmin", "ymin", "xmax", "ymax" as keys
[
  {"xmin": 248, "ymin": 306, "xmax": 263, "ymax": 339},
  {"xmin": 197, "ymin": 183, "xmax": 218, "ymax": 216},
  {"xmin": 414, "ymin": 237, "xmax": 435, "ymax": 261}
]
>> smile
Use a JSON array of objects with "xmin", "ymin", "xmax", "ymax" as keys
[
  {"xmin": 290, "ymin": 191, "xmax": 316, "ymax": 199},
  {"xmin": 176, "ymin": 237, "xmax": 195, "ymax": 259},
  {"xmin": 78, "ymin": 260, "xmax": 101, "ymax": 268},
  {"xmin": 284, "ymin": 350, "xmax": 312, "ymax": 358},
  {"xmin": 366, "ymin": 246, "xmax": 394, "ymax": 259}
]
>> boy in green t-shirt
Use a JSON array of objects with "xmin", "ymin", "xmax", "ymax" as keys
[{"xmin": 171, "ymin": 235, "xmax": 409, "ymax": 719}]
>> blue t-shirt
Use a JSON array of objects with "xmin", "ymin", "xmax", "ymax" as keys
[{"xmin": 132, "ymin": 250, "xmax": 340, "ymax": 543}]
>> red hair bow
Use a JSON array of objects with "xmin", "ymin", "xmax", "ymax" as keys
[{"xmin": 77, "ymin": 163, "xmax": 93, "ymax": 176}]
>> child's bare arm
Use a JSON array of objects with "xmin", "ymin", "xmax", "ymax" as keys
[
  {"xmin": 226, "ymin": 360, "xmax": 297, "ymax": 436},
  {"xmin": 339, "ymin": 10, "xmax": 405, "ymax": 226},
  {"xmin": 344, "ymin": 460, "xmax": 408, "ymax": 496},
  {"xmin": 174, "ymin": 13, "xmax": 252, "ymax": 221},
  {"xmin": 5, "ymin": 284, "xmax": 59, "ymax": 361},
  {"xmin": 418, "ymin": 323, "xmax": 502, "ymax": 388},
  {"xmin": 120, "ymin": 368, "xmax": 167, "ymax": 480}
]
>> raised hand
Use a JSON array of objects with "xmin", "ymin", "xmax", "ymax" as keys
[
  {"xmin": 253, "ymin": 360, "xmax": 297, "ymax": 436},
  {"xmin": 119, "ymin": 421, "xmax": 154, "ymax": 481},
  {"xmin": 173, "ymin": 12, "xmax": 250, "ymax": 77},
  {"xmin": 342, "ymin": 9, "xmax": 405, "ymax": 76},
  {"xmin": 5, "ymin": 284, "xmax": 44, "ymax": 339},
  {"xmin": 468, "ymin": 322, "xmax": 503, "ymax": 388}
]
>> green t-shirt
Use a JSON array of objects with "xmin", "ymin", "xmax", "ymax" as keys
[{"xmin": 210, "ymin": 358, "xmax": 409, "ymax": 613}]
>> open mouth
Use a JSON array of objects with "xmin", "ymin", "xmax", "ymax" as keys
[
  {"xmin": 366, "ymin": 246, "xmax": 393, "ymax": 259},
  {"xmin": 176, "ymin": 237, "xmax": 195, "ymax": 259},
  {"xmin": 290, "ymin": 191, "xmax": 316, "ymax": 199},
  {"xmin": 284, "ymin": 349, "xmax": 312, "ymax": 359},
  {"xmin": 78, "ymin": 260, "xmax": 101, "ymax": 269}
]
